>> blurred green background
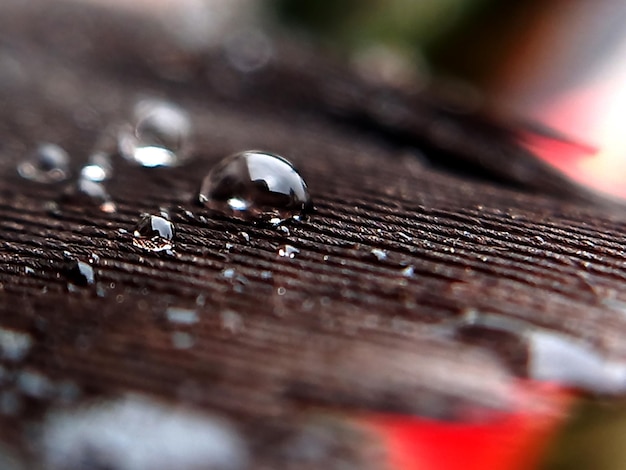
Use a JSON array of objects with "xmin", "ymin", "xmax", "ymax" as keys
[{"xmin": 270, "ymin": 0, "xmax": 539, "ymax": 87}]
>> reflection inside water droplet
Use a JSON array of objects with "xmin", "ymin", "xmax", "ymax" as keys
[
  {"xmin": 65, "ymin": 260, "xmax": 95, "ymax": 288},
  {"xmin": 18, "ymin": 143, "xmax": 70, "ymax": 183},
  {"xmin": 132, "ymin": 214, "xmax": 175, "ymax": 252},
  {"xmin": 118, "ymin": 99, "xmax": 192, "ymax": 167},
  {"xmin": 198, "ymin": 151, "xmax": 312, "ymax": 223}
]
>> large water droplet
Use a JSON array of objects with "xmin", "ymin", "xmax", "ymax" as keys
[
  {"xmin": 17, "ymin": 144, "xmax": 70, "ymax": 183},
  {"xmin": 132, "ymin": 214, "xmax": 175, "ymax": 252},
  {"xmin": 198, "ymin": 151, "xmax": 312, "ymax": 223},
  {"xmin": 118, "ymin": 99, "xmax": 192, "ymax": 167}
]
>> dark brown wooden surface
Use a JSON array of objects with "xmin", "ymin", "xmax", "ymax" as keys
[{"xmin": 2, "ymin": 1, "xmax": 626, "ymax": 468}]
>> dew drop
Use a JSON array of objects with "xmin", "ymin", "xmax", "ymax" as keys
[
  {"xmin": 80, "ymin": 151, "xmax": 112, "ymax": 182},
  {"xmin": 18, "ymin": 143, "xmax": 70, "ymax": 183},
  {"xmin": 17, "ymin": 370, "xmax": 53, "ymax": 399},
  {"xmin": 401, "ymin": 265, "xmax": 415, "ymax": 277},
  {"xmin": 239, "ymin": 232, "xmax": 250, "ymax": 243},
  {"xmin": 171, "ymin": 332, "xmax": 195, "ymax": 350},
  {"xmin": 165, "ymin": 307, "xmax": 199, "ymax": 325},
  {"xmin": 132, "ymin": 215, "xmax": 175, "ymax": 252},
  {"xmin": 198, "ymin": 151, "xmax": 312, "ymax": 223},
  {"xmin": 221, "ymin": 268, "xmax": 236, "ymax": 279},
  {"xmin": 278, "ymin": 244, "xmax": 299, "ymax": 259},
  {"xmin": 118, "ymin": 99, "xmax": 192, "ymax": 167},
  {"xmin": 65, "ymin": 261, "xmax": 95, "ymax": 288},
  {"xmin": 370, "ymin": 248, "xmax": 388, "ymax": 261},
  {"xmin": 0, "ymin": 327, "xmax": 33, "ymax": 361},
  {"xmin": 76, "ymin": 178, "xmax": 117, "ymax": 213},
  {"xmin": 220, "ymin": 310, "xmax": 243, "ymax": 334}
]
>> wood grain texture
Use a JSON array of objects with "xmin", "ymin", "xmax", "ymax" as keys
[{"xmin": 1, "ymin": 1, "xmax": 626, "ymax": 468}]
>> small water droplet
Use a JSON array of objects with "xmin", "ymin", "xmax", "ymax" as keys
[
  {"xmin": 276, "ymin": 287, "xmax": 286, "ymax": 296},
  {"xmin": 278, "ymin": 244, "xmax": 299, "ymax": 259},
  {"xmin": 401, "ymin": 265, "xmax": 415, "ymax": 277},
  {"xmin": 80, "ymin": 151, "xmax": 112, "ymax": 182},
  {"xmin": 323, "ymin": 255, "xmax": 329, "ymax": 261},
  {"xmin": 17, "ymin": 370, "xmax": 53, "ymax": 399},
  {"xmin": 198, "ymin": 151, "xmax": 312, "ymax": 223},
  {"xmin": 0, "ymin": 327, "xmax": 32, "ymax": 361},
  {"xmin": 171, "ymin": 332, "xmax": 195, "ymax": 349},
  {"xmin": 239, "ymin": 232, "xmax": 250, "ymax": 243},
  {"xmin": 18, "ymin": 143, "xmax": 70, "ymax": 183},
  {"xmin": 118, "ymin": 99, "xmax": 192, "ymax": 167},
  {"xmin": 132, "ymin": 214, "xmax": 175, "ymax": 252},
  {"xmin": 76, "ymin": 178, "xmax": 117, "ymax": 213},
  {"xmin": 24, "ymin": 266, "xmax": 34, "ymax": 275},
  {"xmin": 165, "ymin": 307, "xmax": 199, "ymax": 325},
  {"xmin": 221, "ymin": 268, "xmax": 236, "ymax": 279},
  {"xmin": 277, "ymin": 225, "xmax": 290, "ymax": 236},
  {"xmin": 370, "ymin": 248, "xmax": 388, "ymax": 261},
  {"xmin": 65, "ymin": 260, "xmax": 95, "ymax": 288},
  {"xmin": 220, "ymin": 310, "xmax": 243, "ymax": 334}
]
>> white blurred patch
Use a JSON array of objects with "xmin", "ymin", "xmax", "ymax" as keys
[
  {"xmin": 528, "ymin": 330, "xmax": 626, "ymax": 394},
  {"xmin": 40, "ymin": 394, "xmax": 248, "ymax": 470},
  {"xmin": 0, "ymin": 327, "xmax": 32, "ymax": 362}
]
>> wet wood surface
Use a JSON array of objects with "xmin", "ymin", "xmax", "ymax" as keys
[{"xmin": 1, "ymin": 1, "xmax": 626, "ymax": 468}]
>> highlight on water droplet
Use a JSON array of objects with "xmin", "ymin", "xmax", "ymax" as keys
[
  {"xmin": 277, "ymin": 244, "xmax": 299, "ymax": 259},
  {"xmin": 118, "ymin": 98, "xmax": 192, "ymax": 168},
  {"xmin": 198, "ymin": 150, "xmax": 312, "ymax": 224},
  {"xmin": 17, "ymin": 143, "xmax": 70, "ymax": 183},
  {"xmin": 132, "ymin": 214, "xmax": 175, "ymax": 252},
  {"xmin": 80, "ymin": 151, "xmax": 113, "ymax": 182},
  {"xmin": 370, "ymin": 248, "xmax": 388, "ymax": 261}
]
